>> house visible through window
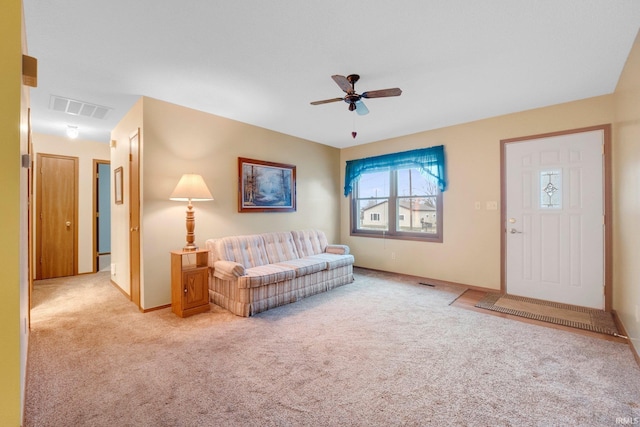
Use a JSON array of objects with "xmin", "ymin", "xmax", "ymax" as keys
[{"xmin": 352, "ymin": 167, "xmax": 442, "ymax": 242}]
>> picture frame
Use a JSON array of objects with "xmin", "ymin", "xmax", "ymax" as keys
[
  {"xmin": 114, "ymin": 166, "xmax": 123, "ymax": 205},
  {"xmin": 238, "ymin": 157, "xmax": 296, "ymax": 212}
]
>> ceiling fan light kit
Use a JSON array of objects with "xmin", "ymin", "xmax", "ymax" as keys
[{"xmin": 310, "ymin": 74, "xmax": 402, "ymax": 115}]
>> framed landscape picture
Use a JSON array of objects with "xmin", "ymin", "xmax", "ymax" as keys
[{"xmin": 238, "ymin": 157, "xmax": 296, "ymax": 212}]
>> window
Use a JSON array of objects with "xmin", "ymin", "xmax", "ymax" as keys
[
  {"xmin": 345, "ymin": 145, "xmax": 447, "ymax": 242},
  {"xmin": 540, "ymin": 170, "xmax": 562, "ymax": 209},
  {"xmin": 352, "ymin": 167, "xmax": 442, "ymax": 242}
]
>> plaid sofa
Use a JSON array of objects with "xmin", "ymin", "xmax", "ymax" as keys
[{"xmin": 205, "ymin": 230, "xmax": 355, "ymax": 316}]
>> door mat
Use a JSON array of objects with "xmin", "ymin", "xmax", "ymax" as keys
[{"xmin": 475, "ymin": 293, "xmax": 619, "ymax": 336}]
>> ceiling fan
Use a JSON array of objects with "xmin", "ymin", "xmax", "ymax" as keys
[{"xmin": 310, "ymin": 74, "xmax": 402, "ymax": 115}]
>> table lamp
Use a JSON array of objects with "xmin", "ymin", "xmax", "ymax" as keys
[{"xmin": 170, "ymin": 174, "xmax": 213, "ymax": 251}]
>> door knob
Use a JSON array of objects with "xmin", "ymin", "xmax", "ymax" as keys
[
  {"xmin": 510, "ymin": 228, "xmax": 523, "ymax": 234},
  {"xmin": 130, "ymin": 226, "xmax": 139, "ymax": 232},
  {"xmin": 65, "ymin": 221, "xmax": 71, "ymax": 227}
]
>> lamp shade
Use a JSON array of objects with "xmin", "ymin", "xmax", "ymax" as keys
[{"xmin": 169, "ymin": 174, "xmax": 213, "ymax": 201}]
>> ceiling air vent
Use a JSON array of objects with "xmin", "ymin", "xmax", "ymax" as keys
[{"xmin": 49, "ymin": 95, "xmax": 112, "ymax": 120}]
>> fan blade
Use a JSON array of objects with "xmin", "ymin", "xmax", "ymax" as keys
[
  {"xmin": 361, "ymin": 88, "xmax": 402, "ymax": 98},
  {"xmin": 355, "ymin": 100, "xmax": 369, "ymax": 116},
  {"xmin": 332, "ymin": 75, "xmax": 353, "ymax": 93},
  {"xmin": 310, "ymin": 97, "xmax": 344, "ymax": 105}
]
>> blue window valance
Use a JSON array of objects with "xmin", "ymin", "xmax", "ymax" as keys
[{"xmin": 344, "ymin": 145, "xmax": 447, "ymax": 196}]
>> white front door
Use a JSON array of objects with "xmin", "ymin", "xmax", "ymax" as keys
[{"xmin": 504, "ymin": 129, "xmax": 605, "ymax": 309}]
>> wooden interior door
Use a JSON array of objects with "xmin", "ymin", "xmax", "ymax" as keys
[
  {"xmin": 28, "ymin": 109, "xmax": 34, "ymax": 318},
  {"xmin": 36, "ymin": 154, "xmax": 78, "ymax": 279},
  {"xmin": 94, "ymin": 160, "xmax": 111, "ymax": 273},
  {"xmin": 129, "ymin": 129, "xmax": 141, "ymax": 308}
]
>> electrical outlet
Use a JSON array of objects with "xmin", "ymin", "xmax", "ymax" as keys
[
  {"xmin": 486, "ymin": 201, "xmax": 498, "ymax": 210},
  {"xmin": 111, "ymin": 263, "xmax": 116, "ymax": 275}
]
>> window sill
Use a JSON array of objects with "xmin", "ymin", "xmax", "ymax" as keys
[{"xmin": 350, "ymin": 231, "xmax": 443, "ymax": 243}]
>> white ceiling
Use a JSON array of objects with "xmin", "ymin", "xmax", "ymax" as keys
[{"xmin": 23, "ymin": 1, "xmax": 640, "ymax": 149}]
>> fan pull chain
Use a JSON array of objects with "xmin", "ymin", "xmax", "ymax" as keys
[{"xmin": 351, "ymin": 111, "xmax": 357, "ymax": 139}]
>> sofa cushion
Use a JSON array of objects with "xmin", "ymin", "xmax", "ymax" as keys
[
  {"xmin": 261, "ymin": 232, "xmax": 300, "ymax": 263},
  {"xmin": 291, "ymin": 229, "xmax": 329, "ymax": 257},
  {"xmin": 273, "ymin": 258, "xmax": 327, "ymax": 277},
  {"xmin": 304, "ymin": 253, "xmax": 355, "ymax": 270},
  {"xmin": 212, "ymin": 234, "xmax": 270, "ymax": 268},
  {"xmin": 237, "ymin": 264, "xmax": 296, "ymax": 288}
]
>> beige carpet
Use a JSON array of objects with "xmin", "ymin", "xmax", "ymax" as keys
[
  {"xmin": 476, "ymin": 293, "xmax": 620, "ymax": 336},
  {"xmin": 24, "ymin": 269, "xmax": 640, "ymax": 426}
]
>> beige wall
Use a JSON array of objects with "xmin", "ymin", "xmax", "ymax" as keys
[
  {"xmin": 32, "ymin": 133, "xmax": 110, "ymax": 274},
  {"xmin": 110, "ymin": 98, "xmax": 143, "ymax": 297},
  {"xmin": 111, "ymin": 97, "xmax": 341, "ymax": 309},
  {"xmin": 6, "ymin": 4, "xmax": 637, "ymax": 423},
  {"xmin": 613, "ymin": 31, "xmax": 640, "ymax": 354},
  {"xmin": 341, "ymin": 95, "xmax": 614, "ymax": 290},
  {"xmin": 341, "ymin": 34, "xmax": 640, "ymax": 356},
  {"xmin": 0, "ymin": 0, "xmax": 28, "ymax": 424}
]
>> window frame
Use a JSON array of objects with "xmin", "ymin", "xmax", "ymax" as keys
[{"xmin": 350, "ymin": 168, "xmax": 443, "ymax": 243}]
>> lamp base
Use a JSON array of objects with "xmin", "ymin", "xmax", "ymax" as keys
[{"xmin": 182, "ymin": 202, "xmax": 198, "ymax": 252}]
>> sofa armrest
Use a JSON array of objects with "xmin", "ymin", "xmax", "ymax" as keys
[
  {"xmin": 213, "ymin": 260, "xmax": 246, "ymax": 281},
  {"xmin": 325, "ymin": 244, "xmax": 350, "ymax": 255}
]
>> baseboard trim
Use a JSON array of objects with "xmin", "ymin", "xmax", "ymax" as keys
[
  {"xmin": 612, "ymin": 310, "xmax": 640, "ymax": 369},
  {"xmin": 109, "ymin": 279, "xmax": 169, "ymax": 313},
  {"xmin": 110, "ymin": 279, "xmax": 131, "ymax": 299},
  {"xmin": 353, "ymin": 266, "xmax": 497, "ymax": 294},
  {"xmin": 142, "ymin": 304, "xmax": 171, "ymax": 313}
]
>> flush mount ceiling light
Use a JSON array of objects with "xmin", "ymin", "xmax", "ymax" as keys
[{"xmin": 66, "ymin": 125, "xmax": 79, "ymax": 139}]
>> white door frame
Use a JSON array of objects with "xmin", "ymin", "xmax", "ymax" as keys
[{"xmin": 500, "ymin": 124, "xmax": 613, "ymax": 311}]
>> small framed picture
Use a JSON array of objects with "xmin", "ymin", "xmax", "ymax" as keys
[{"xmin": 114, "ymin": 166, "xmax": 123, "ymax": 205}]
